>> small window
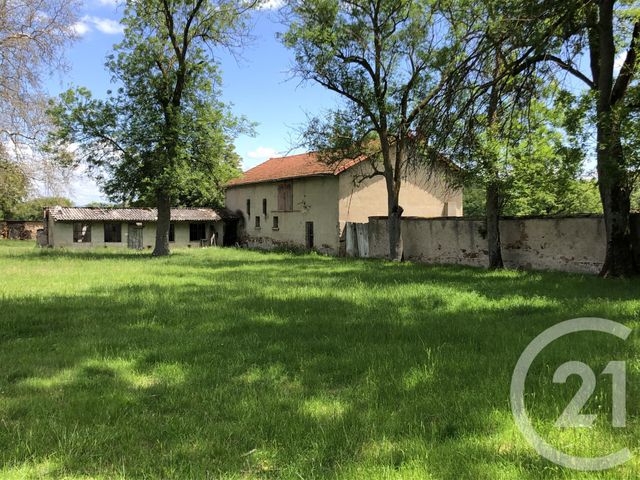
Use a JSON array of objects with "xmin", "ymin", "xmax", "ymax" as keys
[
  {"xmin": 277, "ymin": 182, "xmax": 293, "ymax": 211},
  {"xmin": 272, "ymin": 216, "xmax": 279, "ymax": 230},
  {"xmin": 104, "ymin": 223, "xmax": 122, "ymax": 243},
  {"xmin": 246, "ymin": 199, "xmax": 251, "ymax": 216},
  {"xmin": 262, "ymin": 198, "xmax": 267, "ymax": 215},
  {"xmin": 169, "ymin": 223, "xmax": 175, "ymax": 242},
  {"xmin": 189, "ymin": 223, "xmax": 206, "ymax": 241},
  {"xmin": 255, "ymin": 216, "xmax": 261, "ymax": 229},
  {"xmin": 305, "ymin": 221, "xmax": 314, "ymax": 249},
  {"xmin": 73, "ymin": 223, "xmax": 91, "ymax": 243}
]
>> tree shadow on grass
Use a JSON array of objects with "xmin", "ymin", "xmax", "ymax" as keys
[{"xmin": 1, "ymin": 251, "xmax": 639, "ymax": 478}]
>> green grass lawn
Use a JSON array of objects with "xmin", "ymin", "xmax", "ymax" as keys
[{"xmin": 1, "ymin": 240, "xmax": 639, "ymax": 479}]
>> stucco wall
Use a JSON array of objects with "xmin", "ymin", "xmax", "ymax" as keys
[
  {"xmin": 48, "ymin": 221, "xmax": 222, "ymax": 249},
  {"xmin": 338, "ymin": 163, "xmax": 463, "ymax": 225},
  {"xmin": 225, "ymin": 162, "xmax": 463, "ymax": 255},
  {"xmin": 368, "ymin": 215, "xmax": 616, "ymax": 274},
  {"xmin": 225, "ymin": 176, "xmax": 340, "ymax": 254}
]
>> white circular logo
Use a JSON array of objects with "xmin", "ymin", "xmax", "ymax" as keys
[{"xmin": 510, "ymin": 317, "xmax": 632, "ymax": 471}]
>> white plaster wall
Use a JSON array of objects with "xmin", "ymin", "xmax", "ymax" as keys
[
  {"xmin": 368, "ymin": 215, "xmax": 609, "ymax": 274},
  {"xmin": 225, "ymin": 176, "xmax": 340, "ymax": 253}
]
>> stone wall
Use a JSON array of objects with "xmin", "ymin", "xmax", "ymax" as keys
[
  {"xmin": 367, "ymin": 215, "xmax": 634, "ymax": 274},
  {"xmin": 0, "ymin": 221, "xmax": 43, "ymax": 240}
]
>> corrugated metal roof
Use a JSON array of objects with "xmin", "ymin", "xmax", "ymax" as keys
[{"xmin": 47, "ymin": 206, "xmax": 237, "ymax": 222}]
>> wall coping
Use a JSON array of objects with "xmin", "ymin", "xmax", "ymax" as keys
[{"xmin": 368, "ymin": 213, "xmax": 613, "ymax": 222}]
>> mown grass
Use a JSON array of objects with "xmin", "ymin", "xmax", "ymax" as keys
[{"xmin": 0, "ymin": 240, "xmax": 639, "ymax": 479}]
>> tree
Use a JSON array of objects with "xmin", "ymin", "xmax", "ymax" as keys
[
  {"xmin": 10, "ymin": 196, "xmax": 73, "ymax": 220},
  {"xmin": 537, "ymin": 0, "xmax": 640, "ymax": 276},
  {"xmin": 419, "ymin": 0, "xmax": 639, "ymax": 274},
  {"xmin": 483, "ymin": 0, "xmax": 640, "ymax": 276},
  {"xmin": 0, "ymin": 148, "xmax": 28, "ymax": 218},
  {"xmin": 464, "ymin": 179, "xmax": 603, "ymax": 217},
  {"xmin": 85, "ymin": 201, "xmax": 118, "ymax": 208},
  {"xmin": 424, "ymin": 30, "xmax": 543, "ymax": 267},
  {"xmin": 282, "ymin": 0, "xmax": 470, "ymax": 261},
  {"xmin": 0, "ymin": 0, "xmax": 78, "ymax": 190},
  {"xmin": 49, "ymin": 0, "xmax": 257, "ymax": 256},
  {"xmin": 456, "ymin": 87, "xmax": 599, "ymax": 260}
]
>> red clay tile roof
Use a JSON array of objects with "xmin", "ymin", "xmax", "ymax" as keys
[
  {"xmin": 47, "ymin": 207, "xmax": 237, "ymax": 222},
  {"xmin": 227, "ymin": 152, "xmax": 364, "ymax": 187}
]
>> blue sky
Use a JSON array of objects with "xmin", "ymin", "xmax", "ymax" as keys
[
  {"xmin": 45, "ymin": 0, "xmax": 339, "ymax": 204},
  {"xmin": 46, "ymin": 1, "xmax": 615, "ymax": 205}
]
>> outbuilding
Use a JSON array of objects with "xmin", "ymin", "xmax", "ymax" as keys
[{"xmin": 42, "ymin": 206, "xmax": 238, "ymax": 249}]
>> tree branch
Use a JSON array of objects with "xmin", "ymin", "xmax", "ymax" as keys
[{"xmin": 612, "ymin": 20, "xmax": 640, "ymax": 105}]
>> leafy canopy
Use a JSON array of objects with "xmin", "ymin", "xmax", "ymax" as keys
[{"xmin": 48, "ymin": 0, "xmax": 256, "ymax": 208}]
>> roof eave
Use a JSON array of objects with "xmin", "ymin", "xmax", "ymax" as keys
[{"xmin": 226, "ymin": 172, "xmax": 337, "ymax": 188}]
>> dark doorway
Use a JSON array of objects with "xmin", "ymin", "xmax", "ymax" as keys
[
  {"xmin": 305, "ymin": 221, "xmax": 314, "ymax": 249},
  {"xmin": 223, "ymin": 219, "xmax": 239, "ymax": 246}
]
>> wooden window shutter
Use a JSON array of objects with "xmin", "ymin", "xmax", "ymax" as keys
[{"xmin": 278, "ymin": 182, "xmax": 293, "ymax": 211}]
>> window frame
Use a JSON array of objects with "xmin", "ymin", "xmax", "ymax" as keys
[
  {"xmin": 246, "ymin": 198, "xmax": 251, "ymax": 216},
  {"xmin": 277, "ymin": 182, "xmax": 293, "ymax": 211},
  {"xmin": 73, "ymin": 222, "xmax": 91, "ymax": 243},
  {"xmin": 169, "ymin": 223, "xmax": 175, "ymax": 242},
  {"xmin": 255, "ymin": 216, "xmax": 261, "ymax": 229},
  {"xmin": 189, "ymin": 223, "xmax": 207, "ymax": 242},
  {"xmin": 262, "ymin": 198, "xmax": 267, "ymax": 216},
  {"xmin": 104, "ymin": 223, "xmax": 122, "ymax": 243},
  {"xmin": 272, "ymin": 216, "xmax": 279, "ymax": 230}
]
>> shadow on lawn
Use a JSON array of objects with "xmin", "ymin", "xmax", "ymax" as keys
[{"xmin": 0, "ymin": 251, "xmax": 638, "ymax": 478}]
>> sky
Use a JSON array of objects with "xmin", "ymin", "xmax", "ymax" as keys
[
  {"xmin": 44, "ymin": 0, "xmax": 340, "ymax": 205},
  {"xmin": 44, "ymin": 1, "xmax": 627, "ymax": 205}
]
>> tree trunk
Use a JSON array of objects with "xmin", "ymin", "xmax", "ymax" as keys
[
  {"xmin": 597, "ymin": 122, "xmax": 636, "ymax": 276},
  {"xmin": 486, "ymin": 181, "xmax": 503, "ymax": 269},
  {"xmin": 388, "ymin": 203, "xmax": 404, "ymax": 262},
  {"xmin": 152, "ymin": 192, "xmax": 171, "ymax": 257},
  {"xmin": 483, "ymin": 51, "xmax": 504, "ymax": 270},
  {"xmin": 593, "ymin": 1, "xmax": 637, "ymax": 276}
]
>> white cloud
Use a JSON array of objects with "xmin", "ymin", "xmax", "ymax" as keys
[
  {"xmin": 72, "ymin": 16, "xmax": 123, "ymax": 36},
  {"xmin": 247, "ymin": 146, "xmax": 278, "ymax": 160},
  {"xmin": 83, "ymin": 15, "xmax": 124, "ymax": 34},
  {"xmin": 71, "ymin": 21, "xmax": 90, "ymax": 37},
  {"xmin": 96, "ymin": 0, "xmax": 121, "ymax": 5},
  {"xmin": 259, "ymin": 0, "xmax": 285, "ymax": 9}
]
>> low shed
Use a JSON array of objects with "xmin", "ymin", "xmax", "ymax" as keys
[{"xmin": 43, "ymin": 206, "xmax": 238, "ymax": 249}]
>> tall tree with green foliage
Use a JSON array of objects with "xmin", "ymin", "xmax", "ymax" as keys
[
  {"xmin": 49, "ymin": 0, "xmax": 258, "ymax": 256},
  {"xmin": 461, "ymin": 89, "xmax": 602, "ymax": 216},
  {"xmin": 533, "ymin": 0, "xmax": 640, "ymax": 276},
  {"xmin": 422, "ymin": 0, "xmax": 639, "ymax": 274},
  {"xmin": 477, "ymin": 0, "xmax": 640, "ymax": 276},
  {"xmin": 282, "ymin": 0, "xmax": 469, "ymax": 261}
]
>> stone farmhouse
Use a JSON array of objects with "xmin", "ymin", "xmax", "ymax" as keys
[{"xmin": 225, "ymin": 152, "xmax": 463, "ymax": 254}]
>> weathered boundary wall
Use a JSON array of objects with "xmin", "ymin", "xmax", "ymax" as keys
[
  {"xmin": 0, "ymin": 221, "xmax": 43, "ymax": 240},
  {"xmin": 368, "ymin": 214, "xmax": 640, "ymax": 274}
]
